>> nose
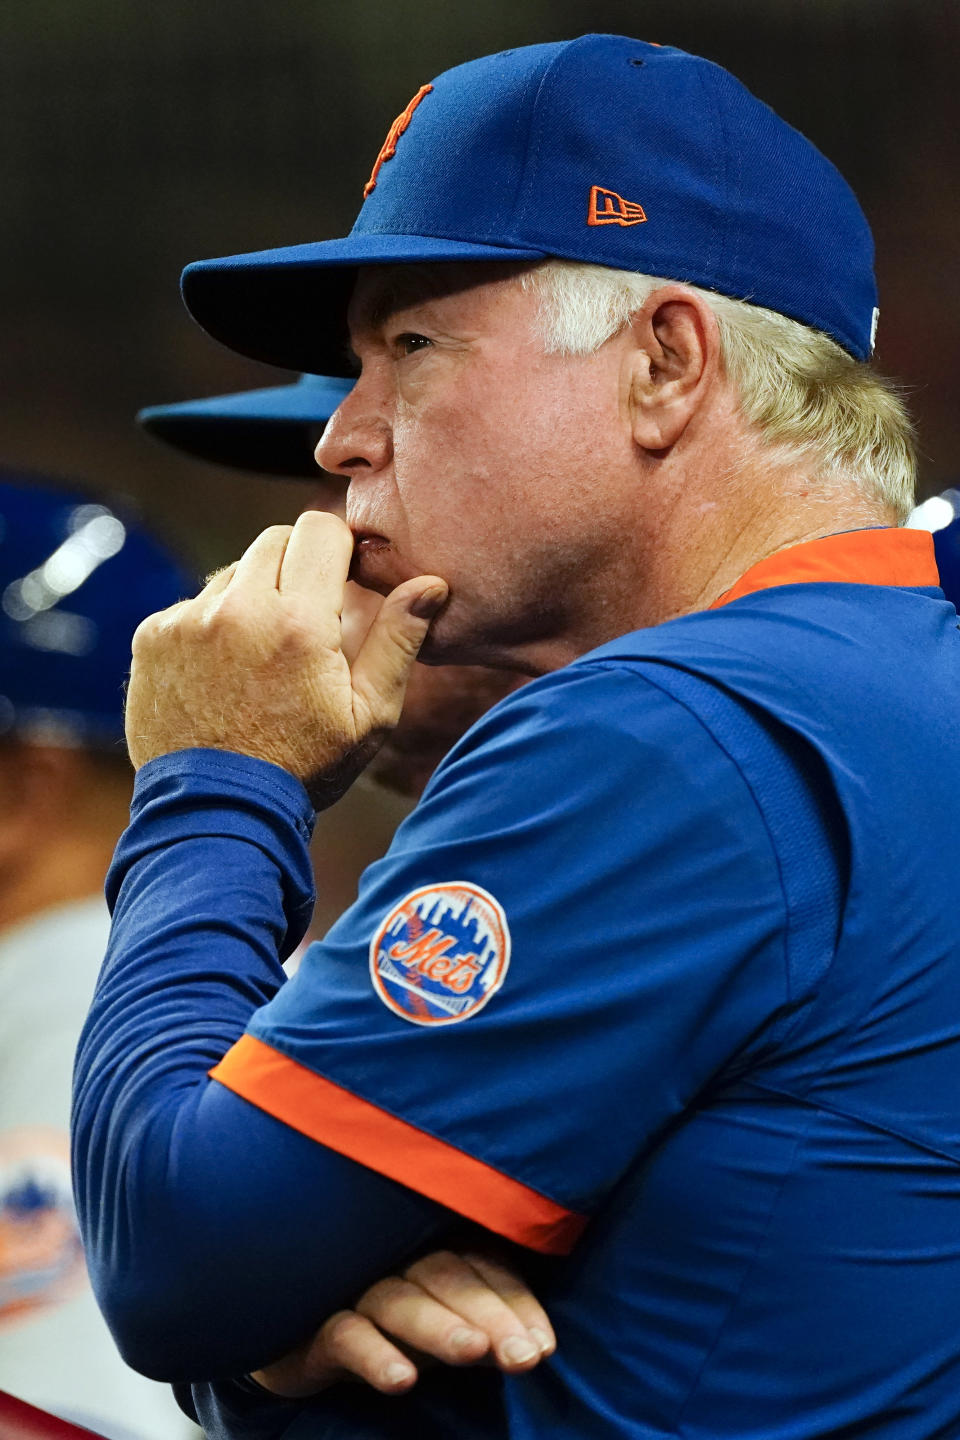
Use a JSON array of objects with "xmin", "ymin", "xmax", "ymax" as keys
[{"xmin": 314, "ymin": 382, "xmax": 393, "ymax": 478}]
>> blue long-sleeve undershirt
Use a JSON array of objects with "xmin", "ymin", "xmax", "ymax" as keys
[{"xmin": 71, "ymin": 750, "xmax": 459, "ymax": 1387}]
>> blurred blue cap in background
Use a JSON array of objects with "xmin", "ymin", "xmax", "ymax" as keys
[
  {"xmin": 137, "ymin": 373, "xmax": 353, "ymax": 478},
  {"xmin": 0, "ymin": 472, "xmax": 195, "ymax": 748}
]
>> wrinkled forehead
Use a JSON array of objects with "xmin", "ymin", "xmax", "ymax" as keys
[{"xmin": 347, "ymin": 260, "xmax": 535, "ymax": 337}]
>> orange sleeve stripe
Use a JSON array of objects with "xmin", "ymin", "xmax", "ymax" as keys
[
  {"xmin": 713, "ymin": 528, "xmax": 939, "ymax": 609},
  {"xmin": 210, "ymin": 1033, "xmax": 587, "ymax": 1255}
]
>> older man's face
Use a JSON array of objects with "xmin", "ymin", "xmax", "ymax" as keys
[{"xmin": 315, "ymin": 263, "xmax": 636, "ymax": 670}]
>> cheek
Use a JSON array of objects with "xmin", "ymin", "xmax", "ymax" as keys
[
  {"xmin": 391, "ymin": 351, "xmax": 624, "ymax": 558},
  {"xmin": 391, "ymin": 400, "xmax": 491, "ymax": 540}
]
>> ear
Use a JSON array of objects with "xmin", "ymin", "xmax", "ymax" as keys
[{"xmin": 624, "ymin": 285, "xmax": 723, "ymax": 452}]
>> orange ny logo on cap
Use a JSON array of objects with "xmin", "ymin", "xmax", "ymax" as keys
[
  {"xmin": 363, "ymin": 84, "xmax": 434, "ymax": 198},
  {"xmin": 588, "ymin": 186, "xmax": 647, "ymax": 227}
]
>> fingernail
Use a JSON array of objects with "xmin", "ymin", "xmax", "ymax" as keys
[
  {"xmin": 385, "ymin": 1361, "xmax": 416, "ymax": 1388},
  {"xmin": 500, "ymin": 1335, "xmax": 539, "ymax": 1365},
  {"xmin": 410, "ymin": 585, "xmax": 448, "ymax": 620},
  {"xmin": 529, "ymin": 1326, "xmax": 553, "ymax": 1354},
  {"xmin": 450, "ymin": 1326, "xmax": 484, "ymax": 1352}
]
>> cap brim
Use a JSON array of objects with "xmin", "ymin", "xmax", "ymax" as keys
[
  {"xmin": 137, "ymin": 376, "xmax": 354, "ymax": 477},
  {"xmin": 181, "ymin": 232, "xmax": 547, "ymax": 375}
]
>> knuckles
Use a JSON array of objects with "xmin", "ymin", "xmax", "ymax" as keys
[
  {"xmin": 193, "ymin": 593, "xmax": 324, "ymax": 661},
  {"xmin": 130, "ymin": 608, "xmax": 168, "ymax": 654},
  {"xmin": 356, "ymin": 1274, "xmax": 418, "ymax": 1314},
  {"xmin": 405, "ymin": 1251, "xmax": 465, "ymax": 1289},
  {"xmin": 321, "ymin": 1309, "xmax": 373, "ymax": 1352}
]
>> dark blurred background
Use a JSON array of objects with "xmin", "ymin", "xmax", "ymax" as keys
[{"xmin": 1, "ymin": 0, "xmax": 957, "ymax": 575}]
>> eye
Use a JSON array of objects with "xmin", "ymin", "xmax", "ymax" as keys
[{"xmin": 393, "ymin": 332, "xmax": 432, "ymax": 357}]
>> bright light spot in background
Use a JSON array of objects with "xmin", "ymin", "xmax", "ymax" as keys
[
  {"xmin": 1, "ymin": 507, "xmax": 126, "ymax": 622},
  {"xmin": 905, "ymin": 495, "xmax": 958, "ymax": 533},
  {"xmin": 19, "ymin": 610, "xmax": 97, "ymax": 656}
]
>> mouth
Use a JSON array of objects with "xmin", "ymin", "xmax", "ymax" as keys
[{"xmin": 349, "ymin": 530, "xmax": 395, "ymax": 589}]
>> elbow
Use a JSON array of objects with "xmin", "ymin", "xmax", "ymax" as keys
[
  {"xmin": 90, "ymin": 1252, "xmax": 226, "ymax": 1383},
  {"xmin": 86, "ymin": 1224, "xmax": 304, "ymax": 1382},
  {"xmin": 74, "ymin": 1082, "xmax": 255, "ymax": 1379}
]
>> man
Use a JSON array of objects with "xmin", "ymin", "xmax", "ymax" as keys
[
  {"xmin": 0, "ymin": 474, "xmax": 199, "ymax": 1439},
  {"xmin": 74, "ymin": 36, "xmax": 960, "ymax": 1439}
]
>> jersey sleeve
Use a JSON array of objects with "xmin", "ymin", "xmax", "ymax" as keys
[{"xmin": 211, "ymin": 661, "xmax": 799, "ymax": 1255}]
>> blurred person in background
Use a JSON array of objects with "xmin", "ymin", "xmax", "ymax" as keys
[{"xmin": 0, "ymin": 473, "xmax": 200, "ymax": 1439}]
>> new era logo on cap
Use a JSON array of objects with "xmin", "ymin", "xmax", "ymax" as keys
[{"xmin": 588, "ymin": 186, "xmax": 647, "ymax": 227}]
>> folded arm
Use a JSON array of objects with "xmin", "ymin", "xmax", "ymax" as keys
[{"xmin": 71, "ymin": 751, "xmax": 459, "ymax": 1382}]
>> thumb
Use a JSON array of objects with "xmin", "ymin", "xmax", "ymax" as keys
[{"xmin": 349, "ymin": 576, "xmax": 449, "ymax": 731}]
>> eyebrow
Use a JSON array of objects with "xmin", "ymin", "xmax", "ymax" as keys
[
  {"xmin": 349, "ymin": 260, "xmax": 532, "ymax": 340},
  {"xmin": 351, "ymin": 269, "xmax": 441, "ymax": 335}
]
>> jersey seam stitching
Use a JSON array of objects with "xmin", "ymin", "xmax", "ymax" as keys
[
  {"xmin": 588, "ymin": 660, "xmax": 794, "ymax": 1011},
  {"xmin": 740, "ymin": 1078, "xmax": 960, "ymax": 1171},
  {"xmin": 670, "ymin": 1102, "xmax": 823, "ymax": 1435},
  {"xmin": 583, "ymin": 655, "xmax": 846, "ymax": 1056}
]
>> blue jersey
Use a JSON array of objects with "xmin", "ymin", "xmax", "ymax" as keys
[{"xmin": 75, "ymin": 527, "xmax": 960, "ymax": 1437}]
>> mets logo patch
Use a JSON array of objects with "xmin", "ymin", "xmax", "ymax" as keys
[{"xmin": 369, "ymin": 882, "xmax": 510, "ymax": 1026}]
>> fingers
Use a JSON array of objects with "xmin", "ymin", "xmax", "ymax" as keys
[
  {"xmin": 402, "ymin": 1251, "xmax": 554, "ymax": 1371},
  {"xmin": 277, "ymin": 509, "xmax": 354, "ymax": 604},
  {"xmin": 230, "ymin": 524, "xmax": 294, "ymax": 592},
  {"xmin": 201, "ymin": 562, "xmax": 238, "ymax": 596},
  {"xmin": 356, "ymin": 1274, "xmax": 490, "ymax": 1368},
  {"xmin": 251, "ymin": 1249, "xmax": 555, "ymax": 1403},
  {"xmin": 252, "ymin": 1310, "xmax": 417, "ymax": 1399},
  {"xmin": 195, "ymin": 512, "xmax": 348, "ymax": 607},
  {"xmin": 460, "ymin": 1252, "xmax": 556, "ymax": 1356},
  {"xmin": 349, "ymin": 575, "xmax": 449, "ymax": 731}
]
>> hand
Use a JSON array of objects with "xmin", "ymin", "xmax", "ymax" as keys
[
  {"xmin": 125, "ymin": 512, "xmax": 448, "ymax": 808},
  {"xmin": 250, "ymin": 1250, "xmax": 556, "ymax": 1398}
]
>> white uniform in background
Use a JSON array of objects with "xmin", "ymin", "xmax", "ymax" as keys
[{"xmin": 0, "ymin": 896, "xmax": 200, "ymax": 1440}]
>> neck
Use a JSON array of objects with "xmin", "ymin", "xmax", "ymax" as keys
[{"xmin": 512, "ymin": 468, "xmax": 898, "ymax": 676}]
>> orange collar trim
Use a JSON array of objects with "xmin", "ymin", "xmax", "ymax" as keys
[{"xmin": 712, "ymin": 528, "xmax": 939, "ymax": 610}]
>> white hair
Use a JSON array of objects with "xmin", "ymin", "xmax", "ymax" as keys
[{"xmin": 520, "ymin": 260, "xmax": 916, "ymax": 520}]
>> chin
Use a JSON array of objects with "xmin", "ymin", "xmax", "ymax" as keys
[
  {"xmin": 416, "ymin": 607, "xmax": 540, "ymax": 675},
  {"xmin": 415, "ymin": 616, "xmax": 484, "ymax": 668}
]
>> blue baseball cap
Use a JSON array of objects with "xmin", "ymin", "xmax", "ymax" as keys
[
  {"xmin": 182, "ymin": 34, "xmax": 878, "ymax": 377},
  {"xmin": 0, "ymin": 473, "xmax": 195, "ymax": 747},
  {"xmin": 137, "ymin": 373, "xmax": 354, "ymax": 478}
]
